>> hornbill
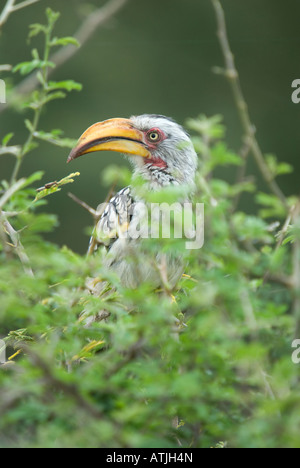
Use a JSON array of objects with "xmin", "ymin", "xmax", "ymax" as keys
[{"xmin": 68, "ymin": 114, "xmax": 198, "ymax": 291}]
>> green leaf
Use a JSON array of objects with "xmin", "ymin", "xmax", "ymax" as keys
[
  {"xmin": 256, "ymin": 192, "xmax": 287, "ymax": 219},
  {"xmin": 42, "ymin": 91, "xmax": 66, "ymax": 104},
  {"xmin": 101, "ymin": 165, "xmax": 132, "ymax": 188},
  {"xmin": 282, "ymin": 235, "xmax": 294, "ymax": 246},
  {"xmin": 24, "ymin": 119, "xmax": 34, "ymax": 133},
  {"xmin": 7, "ymin": 328, "xmax": 34, "ymax": 345},
  {"xmin": 23, "ymin": 171, "xmax": 44, "ymax": 188},
  {"xmin": 33, "ymin": 130, "xmax": 77, "ymax": 149},
  {"xmin": 276, "ymin": 162, "xmax": 294, "ymax": 176},
  {"xmin": 31, "ymin": 48, "xmax": 40, "ymax": 60},
  {"xmin": 47, "ymin": 80, "xmax": 82, "ymax": 92},
  {"xmin": 34, "ymin": 172, "xmax": 80, "ymax": 201},
  {"xmin": 46, "ymin": 8, "xmax": 60, "ymax": 26},
  {"xmin": 209, "ymin": 142, "xmax": 242, "ymax": 169},
  {"xmin": 186, "ymin": 114, "xmax": 225, "ymax": 139},
  {"xmin": 28, "ymin": 23, "xmax": 47, "ymax": 39},
  {"xmin": 232, "ymin": 212, "xmax": 273, "ymax": 243},
  {"xmin": 22, "ymin": 140, "xmax": 39, "ymax": 155},
  {"xmin": 50, "ymin": 37, "xmax": 80, "ymax": 48},
  {"xmin": 265, "ymin": 154, "xmax": 294, "ymax": 178},
  {"xmin": 2, "ymin": 133, "xmax": 14, "ymax": 146},
  {"xmin": 13, "ymin": 60, "xmax": 55, "ymax": 76}
]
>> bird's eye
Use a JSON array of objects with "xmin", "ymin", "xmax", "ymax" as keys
[
  {"xmin": 147, "ymin": 129, "xmax": 162, "ymax": 143},
  {"xmin": 149, "ymin": 132, "xmax": 159, "ymax": 141}
]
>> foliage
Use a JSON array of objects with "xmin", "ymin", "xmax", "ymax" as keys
[{"xmin": 0, "ymin": 6, "xmax": 300, "ymax": 449}]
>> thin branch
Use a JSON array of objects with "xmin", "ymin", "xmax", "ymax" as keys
[
  {"xmin": 266, "ymin": 273, "xmax": 294, "ymax": 289},
  {"xmin": 68, "ymin": 183, "xmax": 116, "ymax": 223},
  {"xmin": 262, "ymin": 204, "xmax": 296, "ymax": 286},
  {"xmin": 1, "ymin": 212, "xmax": 34, "ymax": 277},
  {"xmin": 0, "ymin": 0, "xmax": 130, "ymax": 114},
  {"xmin": 239, "ymin": 287, "xmax": 278, "ymax": 402},
  {"xmin": 240, "ymin": 288, "xmax": 257, "ymax": 331},
  {"xmin": 275, "ymin": 204, "xmax": 295, "ymax": 251},
  {"xmin": 156, "ymin": 253, "xmax": 173, "ymax": 296},
  {"xmin": 104, "ymin": 338, "xmax": 145, "ymax": 379},
  {"xmin": 69, "ymin": 183, "xmax": 116, "ymax": 256},
  {"xmin": 231, "ymin": 137, "xmax": 252, "ymax": 212},
  {"xmin": 21, "ymin": 344, "xmax": 104, "ymax": 420},
  {"xmin": 0, "ymin": 212, "xmax": 13, "ymax": 259},
  {"xmin": 292, "ymin": 201, "xmax": 300, "ymax": 337},
  {"xmin": 0, "ymin": 145, "xmax": 21, "ymax": 157},
  {"xmin": 0, "ymin": 0, "xmax": 15, "ymax": 28},
  {"xmin": 0, "ymin": 178, "xmax": 25, "ymax": 210},
  {"xmin": 0, "ymin": 0, "xmax": 40, "ymax": 28},
  {"xmin": 0, "ymin": 64, "xmax": 12, "ymax": 72},
  {"xmin": 68, "ymin": 192, "xmax": 99, "ymax": 220},
  {"xmin": 1, "ymin": 210, "xmax": 20, "ymax": 217},
  {"xmin": 210, "ymin": 0, "xmax": 288, "ymax": 208},
  {"xmin": 260, "ymin": 369, "xmax": 277, "ymax": 401},
  {"xmin": 11, "ymin": 0, "xmax": 40, "ymax": 12}
]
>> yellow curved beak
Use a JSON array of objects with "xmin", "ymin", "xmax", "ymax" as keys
[{"xmin": 67, "ymin": 118, "xmax": 151, "ymax": 163}]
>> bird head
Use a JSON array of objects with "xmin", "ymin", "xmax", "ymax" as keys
[{"xmin": 68, "ymin": 114, "xmax": 197, "ymax": 187}]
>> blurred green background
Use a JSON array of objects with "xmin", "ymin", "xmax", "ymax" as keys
[{"xmin": 0, "ymin": 0, "xmax": 300, "ymax": 253}]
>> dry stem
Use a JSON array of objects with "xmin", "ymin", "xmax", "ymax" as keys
[
  {"xmin": 0, "ymin": 211, "xmax": 34, "ymax": 277},
  {"xmin": 0, "ymin": 0, "xmax": 40, "ymax": 28},
  {"xmin": 210, "ymin": 0, "xmax": 287, "ymax": 208}
]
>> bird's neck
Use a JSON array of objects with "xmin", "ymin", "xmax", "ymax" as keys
[{"xmin": 134, "ymin": 165, "xmax": 178, "ymax": 190}]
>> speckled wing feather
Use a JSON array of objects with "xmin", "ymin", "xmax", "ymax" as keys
[{"xmin": 88, "ymin": 187, "xmax": 134, "ymax": 255}]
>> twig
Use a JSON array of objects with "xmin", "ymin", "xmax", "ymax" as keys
[
  {"xmin": 10, "ymin": 0, "xmax": 40, "ymax": 12},
  {"xmin": 210, "ymin": 0, "xmax": 288, "ymax": 208},
  {"xmin": 1, "ymin": 212, "xmax": 34, "ymax": 277},
  {"xmin": 239, "ymin": 287, "xmax": 278, "ymax": 402},
  {"xmin": 0, "ymin": 145, "xmax": 21, "ymax": 157},
  {"xmin": 240, "ymin": 288, "xmax": 257, "ymax": 331},
  {"xmin": 0, "ymin": 0, "xmax": 15, "ymax": 28},
  {"xmin": 69, "ymin": 183, "xmax": 116, "ymax": 256},
  {"xmin": 292, "ymin": 201, "xmax": 300, "ymax": 337},
  {"xmin": 156, "ymin": 254, "xmax": 173, "ymax": 295},
  {"xmin": 68, "ymin": 182, "xmax": 116, "ymax": 223},
  {"xmin": 0, "ymin": 0, "xmax": 40, "ymax": 28},
  {"xmin": 0, "ymin": 178, "xmax": 25, "ymax": 210},
  {"xmin": 21, "ymin": 344, "xmax": 104, "ymax": 420},
  {"xmin": 260, "ymin": 369, "xmax": 277, "ymax": 401},
  {"xmin": 275, "ymin": 204, "xmax": 295, "ymax": 251},
  {"xmin": 266, "ymin": 273, "xmax": 293, "ymax": 289},
  {"xmin": 231, "ymin": 137, "xmax": 252, "ymax": 212},
  {"xmin": 0, "ymin": 64, "xmax": 12, "ymax": 72},
  {"xmin": 262, "ymin": 204, "xmax": 296, "ymax": 286},
  {"xmin": 0, "ymin": 212, "xmax": 13, "ymax": 259},
  {"xmin": 68, "ymin": 192, "xmax": 100, "ymax": 221},
  {"xmin": 104, "ymin": 338, "xmax": 145, "ymax": 379},
  {"xmin": 0, "ymin": 0, "xmax": 130, "ymax": 114}
]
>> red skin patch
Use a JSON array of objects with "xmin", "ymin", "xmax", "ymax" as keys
[
  {"xmin": 144, "ymin": 156, "xmax": 168, "ymax": 169},
  {"xmin": 143, "ymin": 128, "xmax": 168, "ymax": 169}
]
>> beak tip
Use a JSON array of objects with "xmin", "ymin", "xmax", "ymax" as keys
[{"xmin": 67, "ymin": 148, "xmax": 78, "ymax": 164}]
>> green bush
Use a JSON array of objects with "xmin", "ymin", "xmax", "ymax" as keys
[{"xmin": 0, "ymin": 6, "xmax": 299, "ymax": 448}]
